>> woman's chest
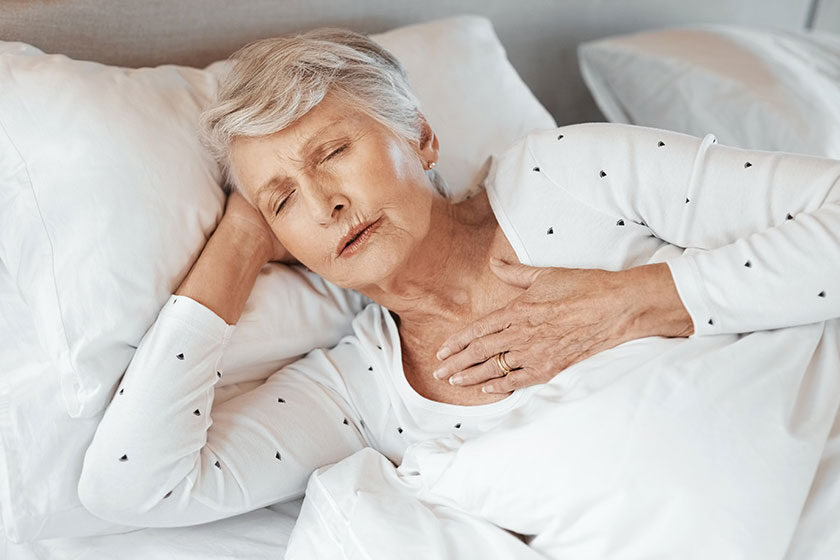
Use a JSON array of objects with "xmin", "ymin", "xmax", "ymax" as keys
[{"xmin": 399, "ymin": 330, "xmax": 510, "ymax": 406}]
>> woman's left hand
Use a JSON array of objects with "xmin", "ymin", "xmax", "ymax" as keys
[{"xmin": 432, "ymin": 259, "xmax": 694, "ymax": 394}]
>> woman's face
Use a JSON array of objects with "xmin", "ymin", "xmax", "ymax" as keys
[{"xmin": 230, "ymin": 94, "xmax": 438, "ymax": 290}]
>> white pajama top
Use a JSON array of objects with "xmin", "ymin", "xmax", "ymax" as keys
[{"xmin": 78, "ymin": 123, "xmax": 840, "ymax": 529}]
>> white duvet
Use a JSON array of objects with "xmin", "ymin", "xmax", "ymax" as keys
[{"xmin": 287, "ymin": 319, "xmax": 840, "ymax": 560}]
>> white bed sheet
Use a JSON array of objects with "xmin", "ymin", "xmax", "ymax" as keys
[{"xmin": 2, "ymin": 503, "xmax": 301, "ymax": 560}]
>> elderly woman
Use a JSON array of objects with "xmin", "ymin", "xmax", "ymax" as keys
[{"xmin": 78, "ymin": 27, "xmax": 840, "ymax": 543}]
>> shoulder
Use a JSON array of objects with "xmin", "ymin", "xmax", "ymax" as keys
[
  {"xmin": 520, "ymin": 121, "xmax": 709, "ymax": 158},
  {"xmin": 513, "ymin": 122, "xmax": 635, "ymax": 151},
  {"xmin": 348, "ymin": 303, "xmax": 398, "ymax": 358},
  {"xmin": 514, "ymin": 122, "xmax": 712, "ymax": 198},
  {"xmin": 287, "ymin": 303, "xmax": 394, "ymax": 383},
  {"xmin": 489, "ymin": 123, "xmax": 630, "ymax": 185}
]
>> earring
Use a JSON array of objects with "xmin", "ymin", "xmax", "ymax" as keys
[{"xmin": 428, "ymin": 161, "xmax": 436, "ymax": 169}]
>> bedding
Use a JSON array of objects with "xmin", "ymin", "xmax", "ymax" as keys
[
  {"xmin": 577, "ymin": 25, "xmax": 840, "ymax": 157},
  {"xmin": 76, "ymin": 122, "xmax": 840, "ymax": 558},
  {"xmin": 0, "ymin": 15, "xmax": 556, "ymax": 544},
  {"xmin": 3, "ymin": 507, "xmax": 297, "ymax": 560},
  {"xmin": 2, "ymin": 7, "xmax": 839, "ymax": 558}
]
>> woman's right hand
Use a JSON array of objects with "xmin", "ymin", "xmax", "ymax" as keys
[{"xmin": 221, "ymin": 190, "xmax": 296, "ymax": 264}]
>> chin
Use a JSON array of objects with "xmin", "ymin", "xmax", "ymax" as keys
[{"xmin": 330, "ymin": 244, "xmax": 408, "ymax": 291}]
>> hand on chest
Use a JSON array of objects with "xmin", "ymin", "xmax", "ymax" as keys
[{"xmin": 400, "ymin": 332, "xmax": 510, "ymax": 406}]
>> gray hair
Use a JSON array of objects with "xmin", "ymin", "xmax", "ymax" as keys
[{"xmin": 199, "ymin": 27, "xmax": 440, "ymax": 197}]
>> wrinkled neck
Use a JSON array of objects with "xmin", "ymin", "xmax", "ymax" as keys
[{"xmin": 360, "ymin": 187, "xmax": 500, "ymax": 328}]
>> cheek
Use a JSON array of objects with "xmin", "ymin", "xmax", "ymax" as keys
[
  {"xmin": 362, "ymin": 145, "xmax": 436, "ymax": 245},
  {"xmin": 366, "ymin": 142, "xmax": 434, "ymax": 218},
  {"xmin": 271, "ymin": 217, "xmax": 329, "ymax": 267},
  {"xmin": 388, "ymin": 190, "xmax": 433, "ymax": 235}
]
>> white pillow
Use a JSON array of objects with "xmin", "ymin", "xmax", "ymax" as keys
[
  {"xmin": 0, "ymin": 14, "xmax": 554, "ymax": 422},
  {"xmin": 0, "ymin": 266, "xmax": 132, "ymax": 542},
  {"xmin": 578, "ymin": 25, "xmax": 840, "ymax": 157},
  {"xmin": 0, "ymin": 15, "xmax": 554, "ymax": 543},
  {"xmin": 372, "ymin": 16, "xmax": 556, "ymax": 194},
  {"xmin": 0, "ymin": 42, "xmax": 226, "ymax": 420}
]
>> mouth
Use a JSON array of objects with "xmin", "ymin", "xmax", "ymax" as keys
[{"xmin": 336, "ymin": 217, "xmax": 383, "ymax": 258}]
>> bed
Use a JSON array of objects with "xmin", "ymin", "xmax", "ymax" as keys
[{"xmin": 1, "ymin": 1, "xmax": 839, "ymax": 558}]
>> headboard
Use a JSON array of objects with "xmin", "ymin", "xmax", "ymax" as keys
[{"xmin": 0, "ymin": 0, "xmax": 835, "ymax": 124}]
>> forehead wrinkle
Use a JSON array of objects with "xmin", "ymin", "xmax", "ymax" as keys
[{"xmin": 254, "ymin": 116, "xmax": 347, "ymax": 206}]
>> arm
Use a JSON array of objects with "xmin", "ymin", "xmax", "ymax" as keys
[
  {"xmin": 78, "ymin": 193, "xmax": 367, "ymax": 527},
  {"xmin": 432, "ymin": 259, "xmax": 691, "ymax": 393},
  {"xmin": 175, "ymin": 190, "xmax": 277, "ymax": 324},
  {"xmin": 528, "ymin": 122, "xmax": 840, "ymax": 335},
  {"xmin": 433, "ymin": 123, "xmax": 838, "ymax": 391},
  {"xmin": 620, "ymin": 260, "xmax": 694, "ymax": 338}
]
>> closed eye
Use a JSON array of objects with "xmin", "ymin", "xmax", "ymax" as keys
[
  {"xmin": 321, "ymin": 144, "xmax": 348, "ymax": 163},
  {"xmin": 273, "ymin": 144, "xmax": 347, "ymax": 215},
  {"xmin": 274, "ymin": 191, "xmax": 293, "ymax": 216}
]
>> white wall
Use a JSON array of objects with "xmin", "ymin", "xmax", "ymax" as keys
[{"xmin": 814, "ymin": 0, "xmax": 840, "ymax": 33}]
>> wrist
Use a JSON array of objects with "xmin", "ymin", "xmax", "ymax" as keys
[
  {"xmin": 174, "ymin": 218, "xmax": 271, "ymax": 325},
  {"xmin": 623, "ymin": 263, "xmax": 694, "ymax": 338},
  {"xmin": 217, "ymin": 216, "xmax": 273, "ymax": 264}
]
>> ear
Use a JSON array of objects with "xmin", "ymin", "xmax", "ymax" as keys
[{"xmin": 416, "ymin": 112, "xmax": 439, "ymax": 168}]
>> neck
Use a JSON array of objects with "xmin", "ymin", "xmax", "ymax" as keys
[{"xmin": 360, "ymin": 190, "xmax": 502, "ymax": 330}]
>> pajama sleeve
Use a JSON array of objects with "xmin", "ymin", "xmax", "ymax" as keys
[
  {"xmin": 528, "ymin": 122, "xmax": 840, "ymax": 336},
  {"xmin": 78, "ymin": 294, "xmax": 368, "ymax": 528}
]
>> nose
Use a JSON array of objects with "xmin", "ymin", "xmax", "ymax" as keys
[{"xmin": 302, "ymin": 179, "xmax": 349, "ymax": 225}]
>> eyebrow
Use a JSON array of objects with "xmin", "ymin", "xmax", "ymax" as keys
[{"xmin": 254, "ymin": 117, "xmax": 346, "ymax": 206}]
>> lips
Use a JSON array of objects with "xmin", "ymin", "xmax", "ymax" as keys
[{"xmin": 336, "ymin": 217, "xmax": 382, "ymax": 257}]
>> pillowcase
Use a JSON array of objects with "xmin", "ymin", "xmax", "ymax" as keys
[
  {"xmin": 0, "ymin": 265, "xmax": 133, "ymax": 542},
  {"xmin": 578, "ymin": 25, "xmax": 840, "ymax": 157},
  {"xmin": 372, "ymin": 16, "xmax": 556, "ymax": 194},
  {"xmin": 0, "ymin": 41, "xmax": 226, "ymax": 420},
  {"xmin": 0, "ymin": 14, "xmax": 555, "ymax": 543}
]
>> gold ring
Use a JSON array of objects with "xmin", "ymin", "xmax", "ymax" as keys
[{"xmin": 495, "ymin": 352, "xmax": 514, "ymax": 376}]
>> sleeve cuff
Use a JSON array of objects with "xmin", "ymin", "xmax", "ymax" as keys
[
  {"xmin": 158, "ymin": 294, "xmax": 236, "ymax": 344},
  {"xmin": 665, "ymin": 254, "xmax": 718, "ymax": 337}
]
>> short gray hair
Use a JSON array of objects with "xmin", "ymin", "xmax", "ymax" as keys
[{"xmin": 199, "ymin": 27, "xmax": 427, "ymax": 195}]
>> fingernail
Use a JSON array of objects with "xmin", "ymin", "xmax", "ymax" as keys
[
  {"xmin": 449, "ymin": 375, "xmax": 463, "ymax": 386},
  {"xmin": 436, "ymin": 347, "xmax": 451, "ymax": 360},
  {"xmin": 432, "ymin": 369, "xmax": 444, "ymax": 380},
  {"xmin": 489, "ymin": 257, "xmax": 502, "ymax": 266},
  {"xmin": 482, "ymin": 385, "xmax": 493, "ymax": 393}
]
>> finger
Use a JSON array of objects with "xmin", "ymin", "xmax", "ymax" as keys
[
  {"xmin": 433, "ymin": 331, "xmax": 515, "ymax": 381},
  {"xmin": 450, "ymin": 350, "xmax": 524, "ymax": 386},
  {"xmin": 489, "ymin": 258, "xmax": 545, "ymax": 289},
  {"xmin": 481, "ymin": 367, "xmax": 539, "ymax": 394},
  {"xmin": 436, "ymin": 307, "xmax": 514, "ymax": 360},
  {"xmin": 447, "ymin": 358, "xmax": 509, "ymax": 387}
]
